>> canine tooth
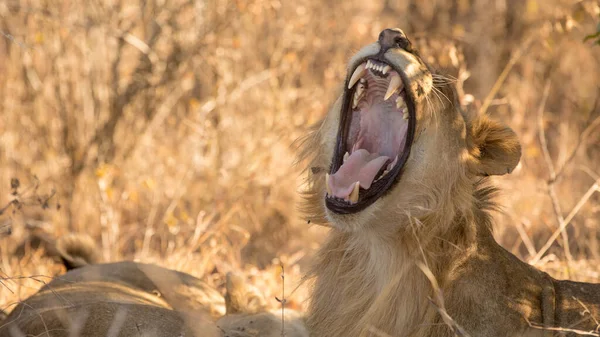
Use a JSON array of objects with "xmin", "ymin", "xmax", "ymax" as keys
[
  {"xmin": 348, "ymin": 63, "xmax": 367, "ymax": 89},
  {"xmin": 403, "ymin": 111, "xmax": 409, "ymax": 120},
  {"xmin": 349, "ymin": 182, "xmax": 360, "ymax": 203},
  {"xmin": 325, "ymin": 174, "xmax": 332, "ymax": 195},
  {"xmin": 384, "ymin": 73, "xmax": 401, "ymax": 101},
  {"xmin": 366, "ymin": 60, "xmax": 372, "ymax": 69},
  {"xmin": 343, "ymin": 151, "xmax": 349, "ymax": 162},
  {"xmin": 382, "ymin": 65, "xmax": 390, "ymax": 74}
]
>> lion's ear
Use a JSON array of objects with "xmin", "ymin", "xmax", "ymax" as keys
[
  {"xmin": 224, "ymin": 272, "xmax": 267, "ymax": 315},
  {"xmin": 468, "ymin": 115, "xmax": 521, "ymax": 176}
]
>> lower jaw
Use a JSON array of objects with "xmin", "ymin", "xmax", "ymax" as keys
[{"xmin": 325, "ymin": 188, "xmax": 386, "ymax": 214}]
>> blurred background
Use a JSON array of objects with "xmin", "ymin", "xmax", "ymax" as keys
[{"xmin": 1, "ymin": 0, "xmax": 599, "ymax": 314}]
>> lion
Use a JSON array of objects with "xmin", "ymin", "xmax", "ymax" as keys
[
  {"xmin": 300, "ymin": 28, "xmax": 600, "ymax": 337},
  {"xmin": 0, "ymin": 234, "xmax": 224, "ymax": 337},
  {"xmin": 216, "ymin": 272, "xmax": 308, "ymax": 337},
  {"xmin": 0, "ymin": 235, "xmax": 307, "ymax": 337}
]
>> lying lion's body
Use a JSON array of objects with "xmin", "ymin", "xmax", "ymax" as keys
[
  {"xmin": 302, "ymin": 29, "xmax": 600, "ymax": 337},
  {"xmin": 0, "ymin": 261, "xmax": 224, "ymax": 337},
  {"xmin": 0, "ymin": 236, "xmax": 308, "ymax": 337}
]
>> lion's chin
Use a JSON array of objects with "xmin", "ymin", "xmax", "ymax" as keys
[{"xmin": 325, "ymin": 57, "xmax": 417, "ymax": 215}]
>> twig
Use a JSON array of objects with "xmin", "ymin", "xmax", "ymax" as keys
[
  {"xmin": 479, "ymin": 33, "xmax": 535, "ymax": 115},
  {"xmin": 525, "ymin": 317, "xmax": 600, "ymax": 336},
  {"xmin": 573, "ymin": 296, "xmax": 600, "ymax": 332},
  {"xmin": 0, "ymin": 30, "xmax": 35, "ymax": 51},
  {"xmin": 408, "ymin": 215, "xmax": 471, "ymax": 337},
  {"xmin": 275, "ymin": 263, "xmax": 286, "ymax": 337},
  {"xmin": 578, "ymin": 166, "xmax": 600, "ymax": 182},
  {"xmin": 552, "ymin": 89, "xmax": 600, "ymax": 182},
  {"xmin": 513, "ymin": 217, "xmax": 538, "ymax": 258},
  {"xmin": 530, "ymin": 179, "xmax": 600, "ymax": 264},
  {"xmin": 0, "ymin": 269, "xmax": 14, "ymax": 295},
  {"xmin": 537, "ymin": 81, "xmax": 555, "ymax": 179},
  {"xmin": 416, "ymin": 262, "xmax": 471, "ymax": 337},
  {"xmin": 536, "ymin": 79, "xmax": 574, "ymax": 271}
]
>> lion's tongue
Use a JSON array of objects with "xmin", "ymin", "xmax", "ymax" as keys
[{"xmin": 328, "ymin": 149, "xmax": 389, "ymax": 199}]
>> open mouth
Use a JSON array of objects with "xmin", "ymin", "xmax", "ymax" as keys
[{"xmin": 326, "ymin": 58, "xmax": 416, "ymax": 214}]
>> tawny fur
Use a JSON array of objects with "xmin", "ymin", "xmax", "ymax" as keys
[
  {"xmin": 1, "ymin": 236, "xmax": 308, "ymax": 337},
  {"xmin": 56, "ymin": 233, "xmax": 100, "ymax": 270},
  {"xmin": 0, "ymin": 260, "xmax": 225, "ymax": 337},
  {"xmin": 300, "ymin": 31, "xmax": 600, "ymax": 337},
  {"xmin": 217, "ymin": 272, "xmax": 309, "ymax": 337}
]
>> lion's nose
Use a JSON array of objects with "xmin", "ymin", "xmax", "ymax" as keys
[{"xmin": 378, "ymin": 28, "xmax": 408, "ymax": 53}]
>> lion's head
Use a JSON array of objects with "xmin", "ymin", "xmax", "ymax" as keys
[
  {"xmin": 217, "ymin": 273, "xmax": 308, "ymax": 337},
  {"xmin": 303, "ymin": 28, "xmax": 521, "ymax": 232}
]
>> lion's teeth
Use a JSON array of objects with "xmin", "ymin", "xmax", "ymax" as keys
[
  {"xmin": 349, "ymin": 182, "xmax": 360, "ymax": 204},
  {"xmin": 348, "ymin": 63, "xmax": 367, "ymax": 89},
  {"xmin": 376, "ymin": 169, "xmax": 389, "ymax": 181},
  {"xmin": 343, "ymin": 151, "xmax": 349, "ymax": 162},
  {"xmin": 382, "ymin": 65, "xmax": 390, "ymax": 74},
  {"xmin": 352, "ymin": 82, "xmax": 366, "ymax": 109},
  {"xmin": 397, "ymin": 96, "xmax": 409, "ymax": 119},
  {"xmin": 325, "ymin": 173, "xmax": 332, "ymax": 195},
  {"xmin": 366, "ymin": 60, "xmax": 373, "ymax": 70},
  {"xmin": 388, "ymin": 155, "xmax": 399, "ymax": 170},
  {"xmin": 396, "ymin": 96, "xmax": 406, "ymax": 109},
  {"xmin": 384, "ymin": 73, "xmax": 401, "ymax": 101}
]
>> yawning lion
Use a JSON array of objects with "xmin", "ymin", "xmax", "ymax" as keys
[{"xmin": 300, "ymin": 28, "xmax": 600, "ymax": 337}]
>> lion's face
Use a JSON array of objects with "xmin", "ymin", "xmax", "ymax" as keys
[{"xmin": 318, "ymin": 28, "xmax": 521, "ymax": 231}]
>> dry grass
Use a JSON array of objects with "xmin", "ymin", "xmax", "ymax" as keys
[{"xmin": 1, "ymin": 0, "xmax": 600, "ymax": 321}]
